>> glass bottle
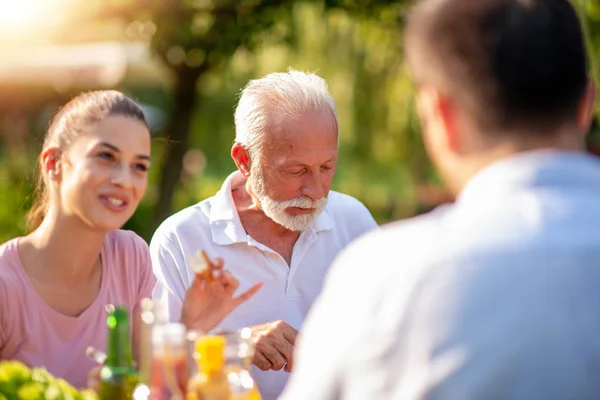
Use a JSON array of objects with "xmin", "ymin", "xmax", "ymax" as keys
[
  {"xmin": 139, "ymin": 298, "xmax": 154, "ymax": 386},
  {"xmin": 151, "ymin": 323, "xmax": 189, "ymax": 400},
  {"xmin": 98, "ymin": 305, "xmax": 139, "ymax": 400},
  {"xmin": 132, "ymin": 298, "xmax": 154, "ymax": 400}
]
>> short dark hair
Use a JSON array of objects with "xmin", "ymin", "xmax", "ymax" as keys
[{"xmin": 405, "ymin": 0, "xmax": 589, "ymax": 135}]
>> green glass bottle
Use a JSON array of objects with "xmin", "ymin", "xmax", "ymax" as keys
[{"xmin": 98, "ymin": 306, "xmax": 139, "ymax": 400}]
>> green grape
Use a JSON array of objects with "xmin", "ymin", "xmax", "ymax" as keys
[
  {"xmin": 78, "ymin": 390, "xmax": 99, "ymax": 400},
  {"xmin": 16, "ymin": 382, "xmax": 45, "ymax": 400},
  {"xmin": 0, "ymin": 361, "xmax": 32, "ymax": 387},
  {"xmin": 56, "ymin": 379, "xmax": 78, "ymax": 400},
  {"xmin": 0, "ymin": 362, "xmax": 98, "ymax": 400},
  {"xmin": 30, "ymin": 369, "xmax": 52, "ymax": 386},
  {"xmin": 0, "ymin": 380, "xmax": 17, "ymax": 399},
  {"xmin": 0, "ymin": 361, "xmax": 30, "ymax": 398},
  {"xmin": 43, "ymin": 385, "xmax": 62, "ymax": 400}
]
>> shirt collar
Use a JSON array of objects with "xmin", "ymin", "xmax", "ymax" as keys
[
  {"xmin": 457, "ymin": 150, "xmax": 600, "ymax": 206},
  {"xmin": 312, "ymin": 207, "xmax": 335, "ymax": 232},
  {"xmin": 209, "ymin": 172, "xmax": 248, "ymax": 245},
  {"xmin": 209, "ymin": 171, "xmax": 335, "ymax": 246}
]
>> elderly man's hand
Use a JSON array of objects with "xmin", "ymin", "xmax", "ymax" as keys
[
  {"xmin": 251, "ymin": 320, "xmax": 298, "ymax": 373},
  {"xmin": 180, "ymin": 251, "xmax": 262, "ymax": 333}
]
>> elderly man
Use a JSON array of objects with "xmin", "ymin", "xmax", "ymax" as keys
[
  {"xmin": 150, "ymin": 69, "xmax": 377, "ymax": 399},
  {"xmin": 281, "ymin": 0, "xmax": 600, "ymax": 399}
]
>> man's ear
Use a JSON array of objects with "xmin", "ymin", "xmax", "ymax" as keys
[
  {"xmin": 436, "ymin": 91, "xmax": 461, "ymax": 152},
  {"xmin": 41, "ymin": 147, "xmax": 62, "ymax": 182},
  {"xmin": 231, "ymin": 143, "xmax": 251, "ymax": 177},
  {"xmin": 578, "ymin": 79, "xmax": 596, "ymax": 134},
  {"xmin": 417, "ymin": 87, "xmax": 461, "ymax": 153}
]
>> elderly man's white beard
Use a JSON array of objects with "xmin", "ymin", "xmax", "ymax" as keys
[{"xmin": 249, "ymin": 167, "xmax": 328, "ymax": 232}]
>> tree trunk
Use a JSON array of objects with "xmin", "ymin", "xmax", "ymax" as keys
[{"xmin": 152, "ymin": 66, "xmax": 204, "ymax": 229}]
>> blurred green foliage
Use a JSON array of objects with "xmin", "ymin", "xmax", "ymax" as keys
[{"xmin": 0, "ymin": 0, "xmax": 599, "ymax": 243}]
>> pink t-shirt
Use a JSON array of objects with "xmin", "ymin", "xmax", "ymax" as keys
[{"xmin": 0, "ymin": 229, "xmax": 156, "ymax": 389}]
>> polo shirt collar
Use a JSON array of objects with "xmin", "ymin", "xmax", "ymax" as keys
[{"xmin": 209, "ymin": 171, "xmax": 335, "ymax": 246}]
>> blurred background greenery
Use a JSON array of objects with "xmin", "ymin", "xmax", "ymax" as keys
[{"xmin": 0, "ymin": 0, "xmax": 599, "ymax": 242}]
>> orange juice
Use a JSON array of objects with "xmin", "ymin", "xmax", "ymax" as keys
[{"xmin": 188, "ymin": 336, "xmax": 231, "ymax": 400}]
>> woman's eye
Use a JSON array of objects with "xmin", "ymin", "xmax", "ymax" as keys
[
  {"xmin": 134, "ymin": 163, "xmax": 149, "ymax": 172},
  {"xmin": 98, "ymin": 152, "xmax": 115, "ymax": 161}
]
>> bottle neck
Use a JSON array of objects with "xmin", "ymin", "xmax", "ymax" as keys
[
  {"xmin": 138, "ymin": 307, "xmax": 154, "ymax": 384},
  {"xmin": 106, "ymin": 316, "xmax": 133, "ymax": 368}
]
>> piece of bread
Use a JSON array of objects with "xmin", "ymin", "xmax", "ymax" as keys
[{"xmin": 187, "ymin": 249, "xmax": 215, "ymax": 282}]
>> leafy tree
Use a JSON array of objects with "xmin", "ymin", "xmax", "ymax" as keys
[
  {"xmin": 78, "ymin": 0, "xmax": 412, "ymax": 230},
  {"xmin": 91, "ymin": 0, "xmax": 305, "ymax": 227}
]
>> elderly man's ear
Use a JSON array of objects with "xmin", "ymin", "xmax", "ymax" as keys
[{"xmin": 231, "ymin": 143, "xmax": 251, "ymax": 177}]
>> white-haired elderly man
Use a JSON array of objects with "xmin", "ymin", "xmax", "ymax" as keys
[{"xmin": 150, "ymin": 69, "xmax": 377, "ymax": 399}]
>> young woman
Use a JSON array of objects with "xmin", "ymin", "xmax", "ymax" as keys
[{"xmin": 0, "ymin": 91, "xmax": 261, "ymax": 389}]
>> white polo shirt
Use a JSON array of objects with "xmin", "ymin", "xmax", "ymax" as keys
[{"xmin": 150, "ymin": 171, "xmax": 378, "ymax": 400}]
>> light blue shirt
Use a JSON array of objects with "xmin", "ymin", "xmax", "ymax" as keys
[{"xmin": 280, "ymin": 150, "xmax": 600, "ymax": 400}]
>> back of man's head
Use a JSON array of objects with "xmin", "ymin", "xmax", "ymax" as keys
[{"xmin": 405, "ymin": 0, "xmax": 589, "ymax": 136}]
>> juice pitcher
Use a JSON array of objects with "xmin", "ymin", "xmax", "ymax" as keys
[
  {"xmin": 217, "ymin": 328, "xmax": 262, "ymax": 400},
  {"xmin": 188, "ymin": 335, "xmax": 231, "ymax": 400}
]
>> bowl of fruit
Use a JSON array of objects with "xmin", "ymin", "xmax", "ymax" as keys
[{"xmin": 0, "ymin": 360, "xmax": 97, "ymax": 400}]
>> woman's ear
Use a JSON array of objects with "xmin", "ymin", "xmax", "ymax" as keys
[{"xmin": 41, "ymin": 147, "xmax": 62, "ymax": 182}]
